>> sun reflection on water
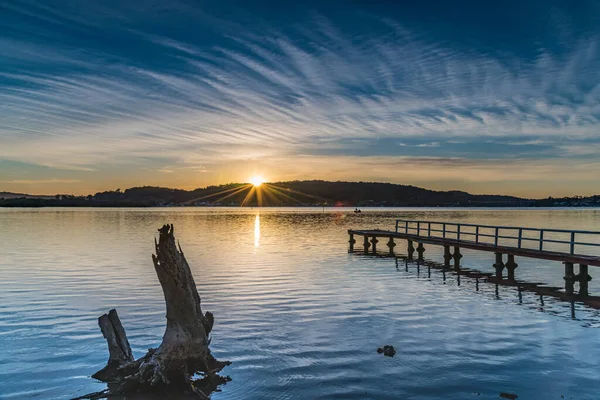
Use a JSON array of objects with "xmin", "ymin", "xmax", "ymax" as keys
[{"xmin": 254, "ymin": 214, "xmax": 260, "ymax": 247}]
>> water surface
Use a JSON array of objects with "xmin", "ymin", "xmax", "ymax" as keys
[{"xmin": 1, "ymin": 207, "xmax": 600, "ymax": 399}]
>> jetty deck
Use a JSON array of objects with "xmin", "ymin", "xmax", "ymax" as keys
[{"xmin": 349, "ymin": 219, "xmax": 600, "ymax": 296}]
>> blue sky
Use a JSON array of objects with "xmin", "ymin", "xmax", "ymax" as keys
[{"xmin": 1, "ymin": 0, "xmax": 600, "ymax": 196}]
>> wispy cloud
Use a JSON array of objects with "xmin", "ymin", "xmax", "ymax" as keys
[
  {"xmin": 398, "ymin": 142, "xmax": 441, "ymax": 148},
  {"xmin": 0, "ymin": 2, "xmax": 599, "ymax": 194}
]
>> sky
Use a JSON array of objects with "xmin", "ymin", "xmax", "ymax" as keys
[{"xmin": 1, "ymin": 0, "xmax": 600, "ymax": 197}]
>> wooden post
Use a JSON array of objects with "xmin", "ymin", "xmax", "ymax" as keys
[
  {"xmin": 387, "ymin": 237, "xmax": 396, "ymax": 255},
  {"xmin": 578, "ymin": 264, "xmax": 591, "ymax": 297},
  {"xmin": 493, "ymin": 252, "xmax": 504, "ymax": 279},
  {"xmin": 416, "ymin": 242, "xmax": 425, "ymax": 261},
  {"xmin": 443, "ymin": 245, "xmax": 452, "ymax": 268},
  {"xmin": 453, "ymin": 246, "xmax": 462, "ymax": 270},
  {"xmin": 348, "ymin": 233, "xmax": 356, "ymax": 251},
  {"xmin": 370, "ymin": 236, "xmax": 379, "ymax": 254},
  {"xmin": 363, "ymin": 235, "xmax": 370, "ymax": 254},
  {"xmin": 505, "ymin": 254, "xmax": 518, "ymax": 281},
  {"xmin": 407, "ymin": 240, "xmax": 415, "ymax": 260},
  {"xmin": 564, "ymin": 262, "xmax": 575, "ymax": 295}
]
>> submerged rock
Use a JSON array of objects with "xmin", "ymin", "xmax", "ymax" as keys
[{"xmin": 377, "ymin": 345, "xmax": 396, "ymax": 357}]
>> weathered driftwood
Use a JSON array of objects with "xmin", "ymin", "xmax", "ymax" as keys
[
  {"xmin": 91, "ymin": 309, "xmax": 134, "ymax": 381},
  {"xmin": 76, "ymin": 224, "xmax": 230, "ymax": 399}
]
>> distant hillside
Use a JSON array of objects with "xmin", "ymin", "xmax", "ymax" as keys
[
  {"xmin": 0, "ymin": 192, "xmax": 54, "ymax": 200},
  {"xmin": 270, "ymin": 181, "xmax": 527, "ymax": 207},
  {"xmin": 0, "ymin": 181, "xmax": 535, "ymax": 207},
  {"xmin": 532, "ymin": 195, "xmax": 600, "ymax": 207}
]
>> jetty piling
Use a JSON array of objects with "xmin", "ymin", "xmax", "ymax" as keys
[
  {"xmin": 443, "ymin": 245, "xmax": 452, "ymax": 268},
  {"xmin": 578, "ymin": 264, "xmax": 591, "ymax": 297},
  {"xmin": 407, "ymin": 240, "xmax": 415, "ymax": 260},
  {"xmin": 564, "ymin": 262, "xmax": 575, "ymax": 295},
  {"xmin": 453, "ymin": 246, "xmax": 462, "ymax": 270},
  {"xmin": 370, "ymin": 237, "xmax": 379, "ymax": 254},
  {"xmin": 387, "ymin": 238, "xmax": 396, "ymax": 255},
  {"xmin": 494, "ymin": 252, "xmax": 505, "ymax": 279},
  {"xmin": 417, "ymin": 242, "xmax": 425, "ymax": 260},
  {"xmin": 349, "ymin": 219, "xmax": 600, "ymax": 297},
  {"xmin": 506, "ymin": 255, "xmax": 518, "ymax": 281}
]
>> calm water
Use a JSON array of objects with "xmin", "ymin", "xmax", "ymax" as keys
[{"xmin": 2, "ymin": 207, "xmax": 600, "ymax": 399}]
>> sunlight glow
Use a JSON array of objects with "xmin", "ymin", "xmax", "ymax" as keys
[{"xmin": 250, "ymin": 176, "xmax": 265, "ymax": 187}]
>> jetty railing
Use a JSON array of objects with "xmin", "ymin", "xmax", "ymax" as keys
[
  {"xmin": 395, "ymin": 219, "xmax": 600, "ymax": 256},
  {"xmin": 350, "ymin": 219, "xmax": 600, "ymax": 296}
]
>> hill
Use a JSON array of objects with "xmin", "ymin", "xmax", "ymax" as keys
[
  {"xmin": 0, "ymin": 192, "xmax": 54, "ymax": 200},
  {"xmin": 0, "ymin": 181, "xmax": 534, "ymax": 207},
  {"xmin": 269, "ymin": 181, "xmax": 527, "ymax": 207}
]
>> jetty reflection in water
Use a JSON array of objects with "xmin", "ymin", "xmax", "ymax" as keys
[{"xmin": 367, "ymin": 251, "xmax": 600, "ymax": 321}]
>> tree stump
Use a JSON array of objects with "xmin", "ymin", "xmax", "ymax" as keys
[{"xmin": 76, "ymin": 224, "xmax": 230, "ymax": 399}]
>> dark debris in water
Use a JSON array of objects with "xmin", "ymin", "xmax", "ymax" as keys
[
  {"xmin": 376, "ymin": 345, "xmax": 396, "ymax": 357},
  {"xmin": 499, "ymin": 393, "xmax": 518, "ymax": 399}
]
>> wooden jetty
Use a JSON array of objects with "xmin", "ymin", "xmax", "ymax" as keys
[{"xmin": 349, "ymin": 219, "xmax": 600, "ymax": 296}]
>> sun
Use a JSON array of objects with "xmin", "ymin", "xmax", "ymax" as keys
[{"xmin": 249, "ymin": 176, "xmax": 265, "ymax": 187}]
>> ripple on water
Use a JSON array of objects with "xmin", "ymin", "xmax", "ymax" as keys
[{"xmin": 1, "ymin": 208, "xmax": 600, "ymax": 399}]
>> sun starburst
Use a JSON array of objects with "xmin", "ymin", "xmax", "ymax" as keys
[{"xmin": 249, "ymin": 176, "xmax": 264, "ymax": 187}]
